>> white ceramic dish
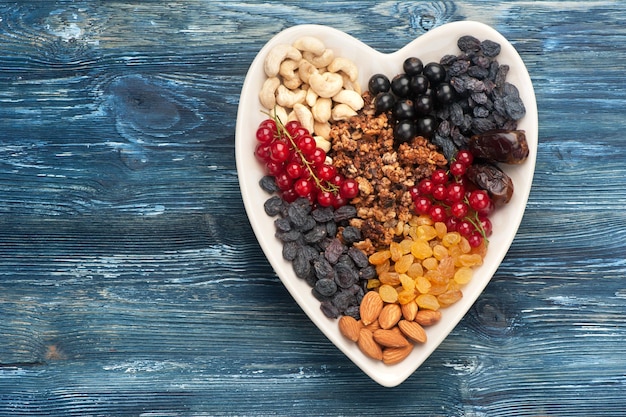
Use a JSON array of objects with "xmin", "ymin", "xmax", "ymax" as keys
[{"xmin": 235, "ymin": 21, "xmax": 537, "ymax": 387}]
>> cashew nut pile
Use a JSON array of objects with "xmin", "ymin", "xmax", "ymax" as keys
[{"xmin": 259, "ymin": 36, "xmax": 364, "ymax": 152}]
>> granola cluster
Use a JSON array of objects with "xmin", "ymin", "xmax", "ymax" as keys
[{"xmin": 329, "ymin": 93, "xmax": 447, "ymax": 254}]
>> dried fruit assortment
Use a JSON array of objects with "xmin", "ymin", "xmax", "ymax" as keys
[{"xmin": 254, "ymin": 34, "xmax": 530, "ymax": 364}]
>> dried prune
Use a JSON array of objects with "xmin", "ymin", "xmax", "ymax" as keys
[
  {"xmin": 466, "ymin": 162, "xmax": 514, "ymax": 206},
  {"xmin": 469, "ymin": 129, "xmax": 529, "ymax": 164}
]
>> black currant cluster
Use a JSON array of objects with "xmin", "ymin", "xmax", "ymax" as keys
[{"xmin": 368, "ymin": 57, "xmax": 453, "ymax": 143}]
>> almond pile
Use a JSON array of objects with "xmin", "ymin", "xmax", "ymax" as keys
[{"xmin": 339, "ymin": 290, "xmax": 442, "ymax": 364}]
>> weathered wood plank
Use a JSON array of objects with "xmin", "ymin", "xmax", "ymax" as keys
[{"xmin": 1, "ymin": 0, "xmax": 626, "ymax": 416}]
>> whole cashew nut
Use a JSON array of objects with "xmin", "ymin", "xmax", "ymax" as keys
[
  {"xmin": 264, "ymin": 44, "xmax": 302, "ymax": 77},
  {"xmin": 293, "ymin": 36, "xmax": 326, "ymax": 56},
  {"xmin": 270, "ymin": 105, "xmax": 289, "ymax": 125},
  {"xmin": 314, "ymin": 121, "xmax": 331, "ymax": 139},
  {"xmin": 275, "ymin": 85, "xmax": 306, "ymax": 108},
  {"xmin": 305, "ymin": 86, "xmax": 318, "ymax": 107},
  {"xmin": 283, "ymin": 76, "xmax": 302, "ymax": 90},
  {"xmin": 293, "ymin": 103, "xmax": 314, "ymax": 134},
  {"xmin": 331, "ymin": 103, "xmax": 358, "ymax": 121},
  {"xmin": 259, "ymin": 77, "xmax": 280, "ymax": 109},
  {"xmin": 332, "ymin": 89, "xmax": 365, "ymax": 111},
  {"xmin": 297, "ymin": 59, "xmax": 318, "ymax": 84},
  {"xmin": 309, "ymin": 72, "xmax": 344, "ymax": 98},
  {"xmin": 341, "ymin": 74, "xmax": 362, "ymax": 95},
  {"xmin": 303, "ymin": 49, "xmax": 334, "ymax": 68},
  {"xmin": 314, "ymin": 136, "xmax": 331, "ymax": 153},
  {"xmin": 312, "ymin": 97, "xmax": 332, "ymax": 123},
  {"xmin": 328, "ymin": 57, "xmax": 359, "ymax": 82},
  {"xmin": 279, "ymin": 59, "xmax": 299, "ymax": 80}
]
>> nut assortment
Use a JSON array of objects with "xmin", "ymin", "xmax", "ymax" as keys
[{"xmin": 260, "ymin": 37, "xmax": 364, "ymax": 152}]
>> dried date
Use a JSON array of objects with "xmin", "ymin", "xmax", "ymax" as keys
[
  {"xmin": 466, "ymin": 162, "xmax": 514, "ymax": 206},
  {"xmin": 469, "ymin": 129, "xmax": 529, "ymax": 164}
]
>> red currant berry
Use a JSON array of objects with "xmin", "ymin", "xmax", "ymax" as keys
[
  {"xmin": 468, "ymin": 190, "xmax": 491, "ymax": 212},
  {"xmin": 274, "ymin": 172, "xmax": 293, "ymax": 191},
  {"xmin": 256, "ymin": 126, "xmax": 275, "ymax": 143},
  {"xmin": 457, "ymin": 220, "xmax": 475, "ymax": 237},
  {"xmin": 418, "ymin": 178, "xmax": 434, "ymax": 195},
  {"xmin": 432, "ymin": 184, "xmax": 448, "ymax": 201},
  {"xmin": 284, "ymin": 120, "xmax": 302, "ymax": 135},
  {"xmin": 293, "ymin": 178, "xmax": 314, "ymax": 197},
  {"xmin": 317, "ymin": 191, "xmax": 334, "ymax": 207},
  {"xmin": 295, "ymin": 135, "xmax": 316, "ymax": 156},
  {"xmin": 449, "ymin": 161, "xmax": 466, "ymax": 177},
  {"xmin": 446, "ymin": 182, "xmax": 465, "ymax": 202},
  {"xmin": 413, "ymin": 196, "xmax": 432, "ymax": 215},
  {"xmin": 290, "ymin": 126, "xmax": 309, "ymax": 140},
  {"xmin": 339, "ymin": 178, "xmax": 359, "ymax": 199},
  {"xmin": 309, "ymin": 148, "xmax": 326, "ymax": 166},
  {"xmin": 429, "ymin": 204, "xmax": 447, "ymax": 222},
  {"xmin": 270, "ymin": 140, "xmax": 291, "ymax": 163},
  {"xmin": 255, "ymin": 143, "xmax": 272, "ymax": 162},
  {"xmin": 431, "ymin": 169, "xmax": 448, "ymax": 185},
  {"xmin": 409, "ymin": 186, "xmax": 420, "ymax": 200},
  {"xmin": 330, "ymin": 174, "xmax": 345, "ymax": 186},
  {"xmin": 468, "ymin": 232, "xmax": 484, "ymax": 248},
  {"xmin": 305, "ymin": 189, "xmax": 318, "ymax": 205},
  {"xmin": 479, "ymin": 216, "xmax": 493, "ymax": 236},
  {"xmin": 265, "ymin": 160, "xmax": 284, "ymax": 176},
  {"xmin": 285, "ymin": 161, "xmax": 304, "ymax": 179},
  {"xmin": 455, "ymin": 149, "xmax": 474, "ymax": 167},
  {"xmin": 259, "ymin": 119, "xmax": 277, "ymax": 131},
  {"xmin": 450, "ymin": 202, "xmax": 469, "ymax": 219},
  {"xmin": 281, "ymin": 188, "xmax": 298, "ymax": 203},
  {"xmin": 445, "ymin": 217, "xmax": 459, "ymax": 232},
  {"xmin": 477, "ymin": 200, "xmax": 495, "ymax": 217},
  {"xmin": 332, "ymin": 194, "xmax": 347, "ymax": 209},
  {"xmin": 316, "ymin": 164, "xmax": 337, "ymax": 182}
]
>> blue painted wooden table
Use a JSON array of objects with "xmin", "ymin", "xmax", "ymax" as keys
[{"xmin": 1, "ymin": 1, "xmax": 625, "ymax": 416}]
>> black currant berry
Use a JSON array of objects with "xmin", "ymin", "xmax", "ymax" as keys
[
  {"xmin": 414, "ymin": 94, "xmax": 434, "ymax": 115},
  {"xmin": 390, "ymin": 74, "xmax": 411, "ymax": 98},
  {"xmin": 394, "ymin": 120, "xmax": 417, "ymax": 143},
  {"xmin": 423, "ymin": 62, "xmax": 447, "ymax": 85},
  {"xmin": 368, "ymin": 74, "xmax": 391, "ymax": 95},
  {"xmin": 393, "ymin": 99, "xmax": 415, "ymax": 120},
  {"xmin": 416, "ymin": 116, "xmax": 438, "ymax": 138},
  {"xmin": 374, "ymin": 92, "xmax": 396, "ymax": 114},
  {"xmin": 435, "ymin": 83, "xmax": 455, "ymax": 105},
  {"xmin": 402, "ymin": 57, "xmax": 424, "ymax": 76},
  {"xmin": 409, "ymin": 74, "xmax": 429, "ymax": 97}
]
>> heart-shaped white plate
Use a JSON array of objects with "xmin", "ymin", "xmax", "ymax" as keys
[{"xmin": 236, "ymin": 21, "xmax": 537, "ymax": 387}]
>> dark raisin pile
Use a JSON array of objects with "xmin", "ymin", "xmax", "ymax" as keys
[
  {"xmin": 262, "ymin": 186, "xmax": 375, "ymax": 319},
  {"xmin": 433, "ymin": 35, "xmax": 527, "ymax": 159}
]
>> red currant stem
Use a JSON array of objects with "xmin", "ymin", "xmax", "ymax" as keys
[
  {"xmin": 266, "ymin": 111, "xmax": 338, "ymax": 194},
  {"xmin": 464, "ymin": 209, "xmax": 488, "ymax": 242}
]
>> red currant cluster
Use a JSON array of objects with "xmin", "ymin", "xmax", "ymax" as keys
[
  {"xmin": 254, "ymin": 118, "xmax": 359, "ymax": 208},
  {"xmin": 409, "ymin": 149, "xmax": 494, "ymax": 248}
]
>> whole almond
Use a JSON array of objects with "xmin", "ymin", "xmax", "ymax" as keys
[
  {"xmin": 398, "ymin": 320, "xmax": 427, "ymax": 344},
  {"xmin": 357, "ymin": 328, "xmax": 383, "ymax": 360},
  {"xmin": 360, "ymin": 291, "xmax": 383, "ymax": 326},
  {"xmin": 373, "ymin": 329, "xmax": 409, "ymax": 348},
  {"xmin": 414, "ymin": 309, "xmax": 442, "ymax": 326},
  {"xmin": 378, "ymin": 303, "xmax": 402, "ymax": 329},
  {"xmin": 401, "ymin": 300, "xmax": 418, "ymax": 321},
  {"xmin": 382, "ymin": 344, "xmax": 414, "ymax": 365},
  {"xmin": 338, "ymin": 315, "xmax": 362, "ymax": 342},
  {"xmin": 362, "ymin": 319, "xmax": 380, "ymax": 332}
]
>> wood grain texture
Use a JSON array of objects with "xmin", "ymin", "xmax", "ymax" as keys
[{"xmin": 1, "ymin": 1, "xmax": 625, "ymax": 416}]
